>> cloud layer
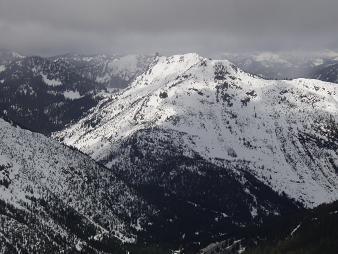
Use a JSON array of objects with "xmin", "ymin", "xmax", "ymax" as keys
[{"xmin": 0, "ymin": 0, "xmax": 337, "ymax": 56}]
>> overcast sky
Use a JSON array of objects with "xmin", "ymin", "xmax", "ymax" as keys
[{"xmin": 0, "ymin": 0, "xmax": 338, "ymax": 56}]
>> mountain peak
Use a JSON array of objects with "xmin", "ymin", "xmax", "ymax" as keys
[
  {"xmin": 56, "ymin": 54, "xmax": 338, "ymax": 208},
  {"xmin": 131, "ymin": 53, "xmax": 237, "ymax": 91}
]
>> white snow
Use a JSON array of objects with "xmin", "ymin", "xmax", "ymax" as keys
[
  {"xmin": 131, "ymin": 218, "xmax": 143, "ymax": 231},
  {"xmin": 0, "ymin": 118, "xmax": 145, "ymax": 244},
  {"xmin": 108, "ymin": 55, "xmax": 141, "ymax": 81},
  {"xmin": 254, "ymin": 52, "xmax": 289, "ymax": 67},
  {"xmin": 63, "ymin": 90, "xmax": 82, "ymax": 100},
  {"xmin": 238, "ymin": 246, "xmax": 246, "ymax": 254},
  {"xmin": 96, "ymin": 73, "xmax": 111, "ymax": 84},
  {"xmin": 83, "ymin": 56, "xmax": 94, "ymax": 62},
  {"xmin": 222, "ymin": 212, "xmax": 229, "ymax": 218},
  {"xmin": 0, "ymin": 65, "xmax": 6, "ymax": 73},
  {"xmin": 75, "ymin": 241, "xmax": 84, "ymax": 251},
  {"xmin": 255, "ymin": 52, "xmax": 286, "ymax": 63},
  {"xmin": 56, "ymin": 53, "xmax": 338, "ymax": 208},
  {"xmin": 250, "ymin": 207, "xmax": 258, "ymax": 218},
  {"xmin": 41, "ymin": 73, "xmax": 62, "ymax": 87},
  {"xmin": 312, "ymin": 58, "xmax": 324, "ymax": 66},
  {"xmin": 95, "ymin": 54, "xmax": 155, "ymax": 85},
  {"xmin": 11, "ymin": 52, "xmax": 24, "ymax": 59},
  {"xmin": 333, "ymin": 158, "xmax": 338, "ymax": 168},
  {"xmin": 17, "ymin": 84, "xmax": 36, "ymax": 96},
  {"xmin": 290, "ymin": 223, "xmax": 301, "ymax": 236}
]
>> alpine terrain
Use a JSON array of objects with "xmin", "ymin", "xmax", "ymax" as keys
[
  {"xmin": 56, "ymin": 53, "xmax": 338, "ymax": 249},
  {"xmin": 1, "ymin": 0, "xmax": 338, "ymax": 252},
  {"xmin": 224, "ymin": 52, "xmax": 338, "ymax": 82},
  {"xmin": 0, "ymin": 117, "xmax": 157, "ymax": 253},
  {"xmin": 50, "ymin": 54, "xmax": 156, "ymax": 89},
  {"xmin": 0, "ymin": 52, "xmax": 155, "ymax": 135}
]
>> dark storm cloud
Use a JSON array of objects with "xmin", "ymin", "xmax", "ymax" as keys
[{"xmin": 0, "ymin": 0, "xmax": 337, "ymax": 56}]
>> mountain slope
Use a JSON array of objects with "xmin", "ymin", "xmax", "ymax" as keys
[
  {"xmin": 199, "ymin": 201, "xmax": 338, "ymax": 254},
  {"xmin": 222, "ymin": 52, "xmax": 305, "ymax": 80},
  {"xmin": 54, "ymin": 53, "xmax": 337, "ymax": 249},
  {"xmin": 0, "ymin": 53, "xmax": 156, "ymax": 134},
  {"xmin": 224, "ymin": 52, "xmax": 338, "ymax": 83},
  {"xmin": 51, "ymin": 54, "xmax": 156, "ymax": 89},
  {"xmin": 0, "ymin": 56, "xmax": 106, "ymax": 134},
  {"xmin": 57, "ymin": 53, "xmax": 338, "ymax": 208},
  {"xmin": 0, "ymin": 49, "xmax": 24, "ymax": 65},
  {"xmin": 0, "ymin": 118, "xmax": 154, "ymax": 253},
  {"xmin": 243, "ymin": 201, "xmax": 338, "ymax": 254},
  {"xmin": 310, "ymin": 61, "xmax": 338, "ymax": 83}
]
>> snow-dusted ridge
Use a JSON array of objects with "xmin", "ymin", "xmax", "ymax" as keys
[
  {"xmin": 56, "ymin": 53, "xmax": 338, "ymax": 208},
  {"xmin": 0, "ymin": 118, "xmax": 153, "ymax": 251},
  {"xmin": 52, "ymin": 53, "xmax": 156, "ymax": 89},
  {"xmin": 0, "ymin": 55, "xmax": 107, "ymax": 134}
]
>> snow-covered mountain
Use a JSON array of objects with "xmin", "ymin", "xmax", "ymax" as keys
[
  {"xmin": 310, "ymin": 61, "xmax": 338, "ymax": 83},
  {"xmin": 0, "ymin": 52, "xmax": 156, "ymax": 134},
  {"xmin": 0, "ymin": 117, "xmax": 155, "ymax": 253},
  {"xmin": 2, "ymin": 51, "xmax": 337, "ymax": 250},
  {"xmin": 51, "ymin": 54, "xmax": 156, "ymax": 89},
  {"xmin": 200, "ymin": 200, "xmax": 338, "ymax": 254},
  {"xmin": 0, "ymin": 49, "xmax": 24, "ymax": 65},
  {"xmin": 224, "ymin": 52, "xmax": 338, "ymax": 82},
  {"xmin": 0, "ymin": 56, "xmax": 106, "ymax": 134},
  {"xmin": 57, "ymin": 53, "xmax": 338, "ymax": 207},
  {"xmin": 2, "ymin": 49, "xmax": 337, "ymax": 136},
  {"xmin": 54, "ymin": 53, "xmax": 338, "ymax": 247}
]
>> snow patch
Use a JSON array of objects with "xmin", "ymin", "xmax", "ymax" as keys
[
  {"xmin": 63, "ymin": 90, "xmax": 83, "ymax": 100},
  {"xmin": 96, "ymin": 73, "xmax": 111, "ymax": 84},
  {"xmin": 312, "ymin": 58, "xmax": 324, "ymax": 66},
  {"xmin": 0, "ymin": 65, "xmax": 6, "ymax": 73},
  {"xmin": 250, "ymin": 206, "xmax": 258, "ymax": 218},
  {"xmin": 75, "ymin": 241, "xmax": 84, "ymax": 251},
  {"xmin": 41, "ymin": 73, "xmax": 62, "ymax": 87}
]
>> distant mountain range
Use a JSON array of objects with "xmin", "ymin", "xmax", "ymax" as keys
[
  {"xmin": 1, "ymin": 50, "xmax": 338, "ymax": 136},
  {"xmin": 0, "ymin": 49, "xmax": 24, "ymax": 65},
  {"xmin": 50, "ymin": 53, "xmax": 156, "ymax": 89},
  {"xmin": 0, "ymin": 50, "xmax": 155, "ymax": 134},
  {"xmin": 223, "ymin": 51, "xmax": 338, "ymax": 82}
]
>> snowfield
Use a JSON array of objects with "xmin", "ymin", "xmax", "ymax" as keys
[{"xmin": 63, "ymin": 90, "xmax": 83, "ymax": 100}]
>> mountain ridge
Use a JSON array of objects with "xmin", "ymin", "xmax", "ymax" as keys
[
  {"xmin": 0, "ymin": 117, "xmax": 157, "ymax": 253},
  {"xmin": 56, "ymin": 53, "xmax": 338, "ymax": 208}
]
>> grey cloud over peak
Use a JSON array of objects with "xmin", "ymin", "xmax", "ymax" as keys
[{"xmin": 0, "ymin": 0, "xmax": 337, "ymax": 56}]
